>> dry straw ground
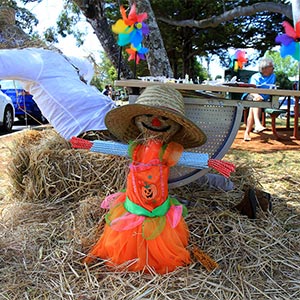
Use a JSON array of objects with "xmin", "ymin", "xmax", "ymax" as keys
[{"xmin": 0, "ymin": 127, "xmax": 299, "ymax": 300}]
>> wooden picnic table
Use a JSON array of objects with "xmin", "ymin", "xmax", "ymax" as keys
[
  {"xmin": 114, "ymin": 79, "xmax": 300, "ymax": 186},
  {"xmin": 115, "ymin": 79, "xmax": 300, "ymax": 140}
]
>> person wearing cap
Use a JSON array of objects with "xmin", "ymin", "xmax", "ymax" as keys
[
  {"xmin": 82, "ymin": 85, "xmax": 210, "ymax": 274},
  {"xmin": 243, "ymin": 58, "xmax": 276, "ymax": 141}
]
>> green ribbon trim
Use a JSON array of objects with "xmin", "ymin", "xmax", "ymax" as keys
[
  {"xmin": 169, "ymin": 197, "xmax": 188, "ymax": 217},
  {"xmin": 159, "ymin": 144, "xmax": 167, "ymax": 162},
  {"xmin": 124, "ymin": 196, "xmax": 171, "ymax": 217},
  {"xmin": 128, "ymin": 141, "xmax": 137, "ymax": 160}
]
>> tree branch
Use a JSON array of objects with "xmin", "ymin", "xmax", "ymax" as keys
[{"xmin": 158, "ymin": 2, "xmax": 292, "ymax": 28}]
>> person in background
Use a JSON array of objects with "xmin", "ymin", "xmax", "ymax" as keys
[
  {"xmin": 243, "ymin": 58, "xmax": 276, "ymax": 141},
  {"xmin": 108, "ymin": 84, "xmax": 115, "ymax": 100},
  {"xmin": 102, "ymin": 85, "xmax": 110, "ymax": 97}
]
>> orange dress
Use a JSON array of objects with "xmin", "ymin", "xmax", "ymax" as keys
[{"xmin": 84, "ymin": 139, "xmax": 190, "ymax": 274}]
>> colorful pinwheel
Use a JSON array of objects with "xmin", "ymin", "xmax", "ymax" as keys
[
  {"xmin": 230, "ymin": 50, "xmax": 247, "ymax": 72},
  {"xmin": 275, "ymin": 21, "xmax": 300, "ymax": 61},
  {"xmin": 126, "ymin": 44, "xmax": 149, "ymax": 64},
  {"xmin": 112, "ymin": 3, "xmax": 149, "ymax": 63}
]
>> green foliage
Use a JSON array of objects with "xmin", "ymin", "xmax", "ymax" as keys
[
  {"xmin": 89, "ymin": 76, "xmax": 102, "ymax": 91},
  {"xmin": 90, "ymin": 51, "xmax": 117, "ymax": 91},
  {"xmin": 15, "ymin": 0, "xmax": 292, "ymax": 79},
  {"xmin": 265, "ymin": 50, "xmax": 299, "ymax": 89},
  {"xmin": 193, "ymin": 59, "xmax": 209, "ymax": 82},
  {"xmin": 21, "ymin": 0, "xmax": 43, "ymax": 4},
  {"xmin": 156, "ymin": 1, "xmax": 286, "ymax": 79},
  {"xmin": 265, "ymin": 50, "xmax": 298, "ymax": 78},
  {"xmin": 56, "ymin": 9, "xmax": 84, "ymax": 46},
  {"xmin": 151, "ymin": 0, "xmax": 285, "ymax": 77},
  {"xmin": 16, "ymin": 6, "xmax": 39, "ymax": 34},
  {"xmin": 44, "ymin": 27, "xmax": 58, "ymax": 43},
  {"xmin": 0, "ymin": 0, "xmax": 15, "ymax": 7},
  {"xmin": 1, "ymin": 1, "xmax": 39, "ymax": 35},
  {"xmin": 275, "ymin": 71, "xmax": 293, "ymax": 90}
]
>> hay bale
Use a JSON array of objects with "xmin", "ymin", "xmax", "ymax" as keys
[
  {"xmin": 1, "ymin": 177, "xmax": 300, "ymax": 299},
  {"xmin": 0, "ymin": 5, "xmax": 55, "ymax": 49},
  {"xmin": 1, "ymin": 128, "xmax": 300, "ymax": 299},
  {"xmin": 0, "ymin": 6, "xmax": 15, "ymax": 25},
  {"xmin": 7, "ymin": 129, "xmax": 129, "ymax": 203}
]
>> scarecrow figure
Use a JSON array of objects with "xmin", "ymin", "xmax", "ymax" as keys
[{"xmin": 74, "ymin": 85, "xmax": 234, "ymax": 274}]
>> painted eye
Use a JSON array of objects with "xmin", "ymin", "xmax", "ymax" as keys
[
  {"xmin": 161, "ymin": 116, "xmax": 168, "ymax": 121},
  {"xmin": 145, "ymin": 114, "xmax": 153, "ymax": 117}
]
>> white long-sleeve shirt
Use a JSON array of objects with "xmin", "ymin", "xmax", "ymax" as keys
[{"xmin": 0, "ymin": 48, "xmax": 117, "ymax": 140}]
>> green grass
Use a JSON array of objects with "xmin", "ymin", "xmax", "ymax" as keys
[
  {"xmin": 264, "ymin": 115, "xmax": 295, "ymax": 128},
  {"xmin": 225, "ymin": 147, "xmax": 299, "ymax": 212}
]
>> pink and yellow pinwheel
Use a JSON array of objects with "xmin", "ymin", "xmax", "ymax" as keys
[
  {"xmin": 126, "ymin": 44, "xmax": 149, "ymax": 64},
  {"xmin": 230, "ymin": 50, "xmax": 247, "ymax": 72},
  {"xmin": 112, "ymin": 3, "xmax": 149, "ymax": 48},
  {"xmin": 275, "ymin": 21, "xmax": 300, "ymax": 61}
]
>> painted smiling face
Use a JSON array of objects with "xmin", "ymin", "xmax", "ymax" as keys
[{"xmin": 134, "ymin": 114, "xmax": 181, "ymax": 142}]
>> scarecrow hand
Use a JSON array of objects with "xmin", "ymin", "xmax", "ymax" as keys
[
  {"xmin": 70, "ymin": 137, "xmax": 129, "ymax": 157},
  {"xmin": 70, "ymin": 137, "xmax": 93, "ymax": 149},
  {"xmin": 179, "ymin": 152, "xmax": 235, "ymax": 176},
  {"xmin": 208, "ymin": 159, "xmax": 235, "ymax": 178}
]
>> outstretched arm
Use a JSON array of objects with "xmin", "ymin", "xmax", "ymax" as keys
[
  {"xmin": 0, "ymin": 48, "xmax": 43, "ymax": 81},
  {"xmin": 70, "ymin": 137, "xmax": 235, "ymax": 177}
]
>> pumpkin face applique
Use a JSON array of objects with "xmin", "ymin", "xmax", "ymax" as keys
[{"xmin": 141, "ymin": 183, "xmax": 158, "ymax": 203}]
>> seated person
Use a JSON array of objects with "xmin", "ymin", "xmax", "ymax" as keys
[{"xmin": 243, "ymin": 58, "xmax": 276, "ymax": 141}]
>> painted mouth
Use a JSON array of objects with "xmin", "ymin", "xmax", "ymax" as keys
[{"xmin": 141, "ymin": 122, "xmax": 171, "ymax": 132}]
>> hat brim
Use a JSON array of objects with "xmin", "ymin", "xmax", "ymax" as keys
[{"xmin": 105, "ymin": 104, "xmax": 207, "ymax": 149}]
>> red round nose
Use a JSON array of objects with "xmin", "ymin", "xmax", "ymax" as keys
[{"xmin": 151, "ymin": 117, "xmax": 161, "ymax": 127}]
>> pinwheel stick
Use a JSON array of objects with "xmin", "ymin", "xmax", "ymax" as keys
[
  {"xmin": 117, "ymin": 47, "xmax": 122, "ymax": 80},
  {"xmin": 116, "ymin": 0, "xmax": 122, "ymax": 80},
  {"xmin": 298, "ymin": 61, "xmax": 300, "ymax": 91},
  {"xmin": 134, "ymin": 51, "xmax": 137, "ymax": 78}
]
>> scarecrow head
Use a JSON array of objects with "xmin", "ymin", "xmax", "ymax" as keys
[
  {"xmin": 104, "ymin": 85, "xmax": 207, "ymax": 148},
  {"xmin": 134, "ymin": 113, "xmax": 181, "ymax": 143}
]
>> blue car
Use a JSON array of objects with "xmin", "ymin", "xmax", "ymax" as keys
[{"xmin": 0, "ymin": 80, "xmax": 47, "ymax": 123}]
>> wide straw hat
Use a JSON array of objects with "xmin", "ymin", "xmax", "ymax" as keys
[{"xmin": 105, "ymin": 85, "xmax": 207, "ymax": 149}]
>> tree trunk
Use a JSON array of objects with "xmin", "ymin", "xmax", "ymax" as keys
[
  {"xmin": 159, "ymin": 3, "xmax": 292, "ymax": 28},
  {"xmin": 0, "ymin": 4, "xmax": 48, "ymax": 49},
  {"xmin": 73, "ymin": 0, "xmax": 134, "ymax": 79},
  {"xmin": 134, "ymin": 0, "xmax": 173, "ymax": 78},
  {"xmin": 73, "ymin": 0, "xmax": 173, "ymax": 78}
]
